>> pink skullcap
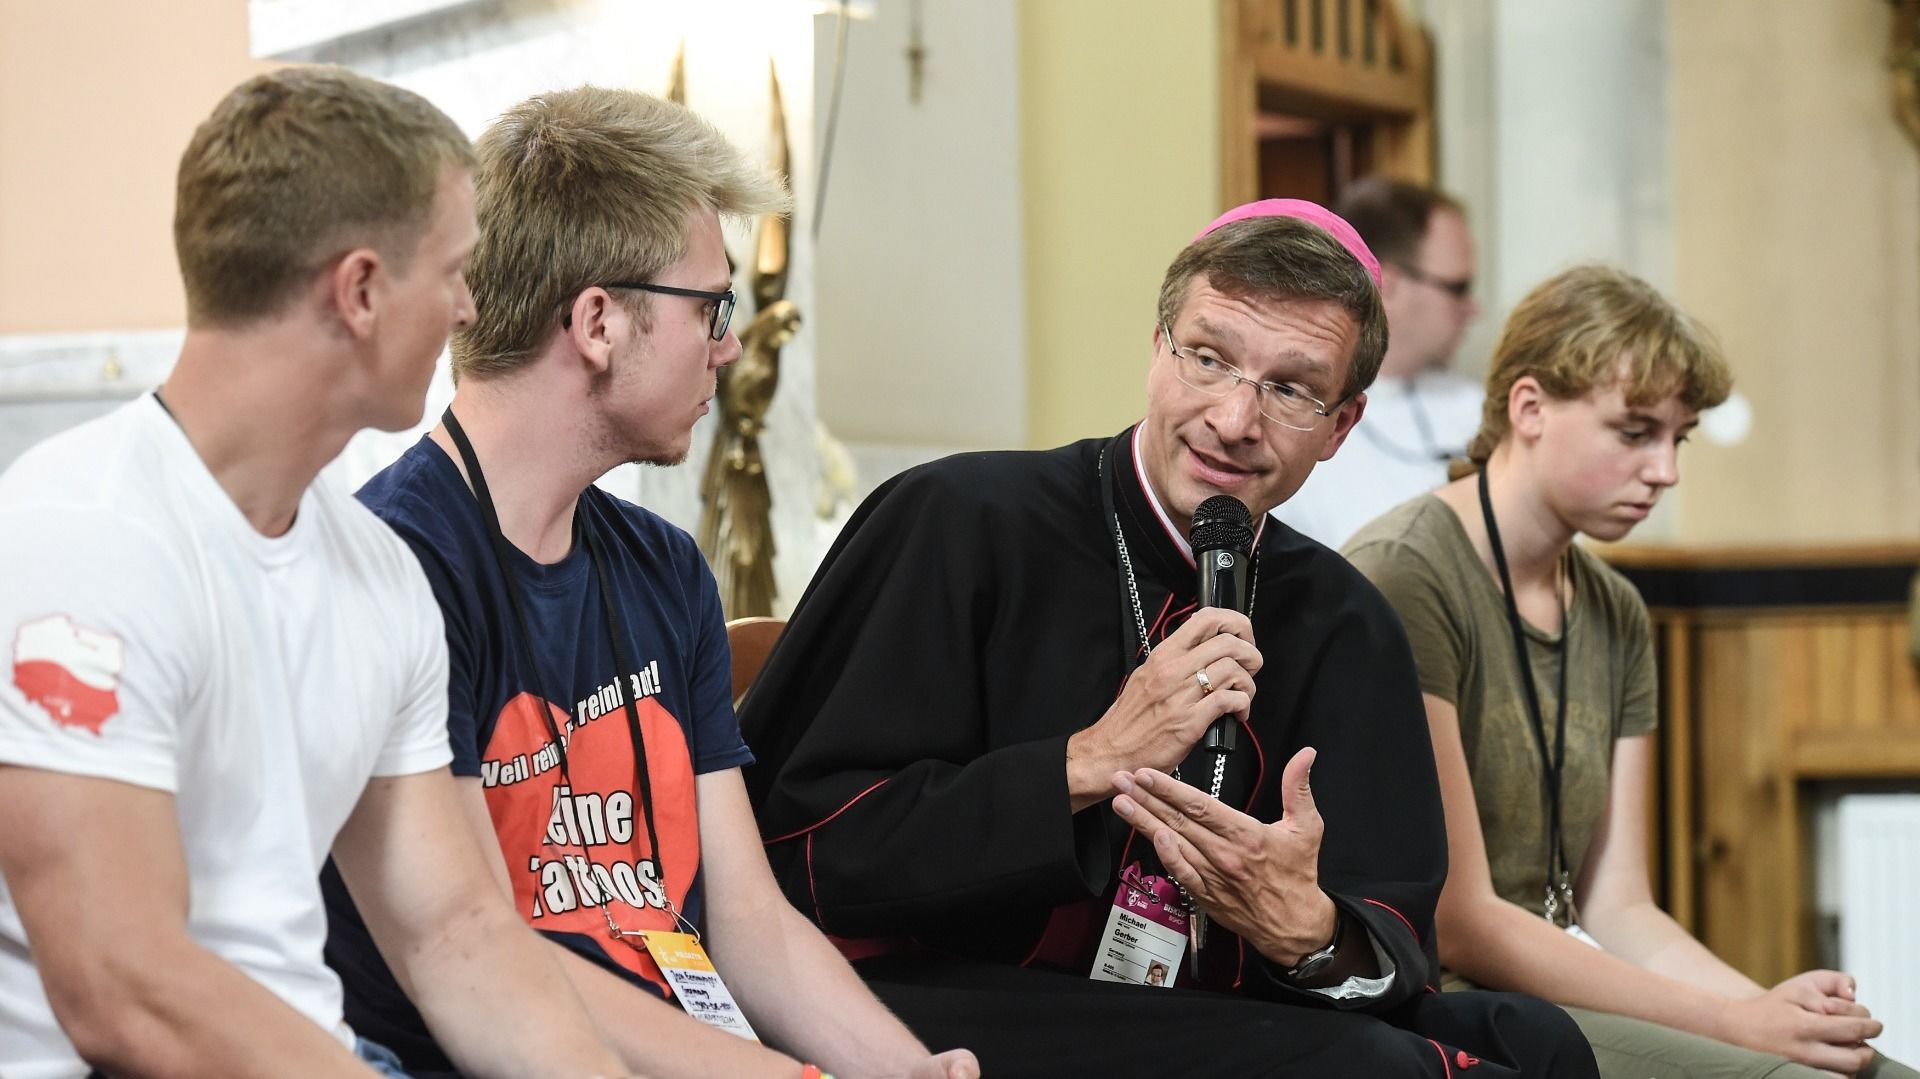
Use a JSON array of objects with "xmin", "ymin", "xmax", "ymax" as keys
[{"xmin": 1194, "ymin": 198, "xmax": 1382, "ymax": 287}]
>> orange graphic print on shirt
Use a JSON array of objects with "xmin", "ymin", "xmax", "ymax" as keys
[{"xmin": 481, "ymin": 683, "xmax": 699, "ymax": 996}]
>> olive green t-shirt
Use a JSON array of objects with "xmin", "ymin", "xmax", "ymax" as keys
[{"xmin": 1344, "ymin": 495, "xmax": 1657, "ymax": 921}]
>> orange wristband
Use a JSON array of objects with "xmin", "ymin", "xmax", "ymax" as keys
[{"xmin": 800, "ymin": 1067, "xmax": 836, "ymax": 1079}]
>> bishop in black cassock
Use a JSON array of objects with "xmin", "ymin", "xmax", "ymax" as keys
[{"xmin": 742, "ymin": 204, "xmax": 1598, "ymax": 1078}]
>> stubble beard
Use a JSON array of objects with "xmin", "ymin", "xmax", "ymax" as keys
[
  {"xmin": 592, "ymin": 346, "xmax": 694, "ymax": 469},
  {"xmin": 634, "ymin": 448, "xmax": 689, "ymax": 468}
]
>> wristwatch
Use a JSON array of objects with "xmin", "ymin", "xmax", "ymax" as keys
[{"xmin": 1281, "ymin": 909, "xmax": 1344, "ymax": 981}]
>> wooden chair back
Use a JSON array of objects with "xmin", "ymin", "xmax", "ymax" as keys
[{"xmin": 725, "ymin": 616, "xmax": 786, "ymax": 709}]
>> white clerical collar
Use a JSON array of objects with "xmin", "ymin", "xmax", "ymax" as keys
[{"xmin": 1128, "ymin": 424, "xmax": 1265, "ymax": 568}]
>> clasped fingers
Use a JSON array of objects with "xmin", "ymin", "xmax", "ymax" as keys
[{"xmin": 1768, "ymin": 1006, "xmax": 1880, "ymax": 1074}]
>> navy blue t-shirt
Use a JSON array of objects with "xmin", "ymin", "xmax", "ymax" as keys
[{"xmin": 322, "ymin": 435, "xmax": 753, "ymax": 1075}]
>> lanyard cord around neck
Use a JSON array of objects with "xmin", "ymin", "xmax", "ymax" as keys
[
  {"xmin": 440, "ymin": 409, "xmax": 663, "ymax": 884},
  {"xmin": 1476, "ymin": 466, "xmax": 1575, "ymax": 925}
]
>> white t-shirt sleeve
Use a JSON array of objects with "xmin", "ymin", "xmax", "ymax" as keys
[
  {"xmin": 0, "ymin": 507, "xmax": 200, "ymax": 792},
  {"xmin": 371, "ymin": 554, "xmax": 454, "ymax": 777}
]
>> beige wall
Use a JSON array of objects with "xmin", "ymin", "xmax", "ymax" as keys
[
  {"xmin": 0, "ymin": 0, "xmax": 268, "ymax": 334},
  {"xmin": 815, "ymin": 0, "xmax": 1026, "ymax": 451},
  {"xmin": 1669, "ymin": 2, "xmax": 1920, "ymax": 545},
  {"xmin": 15, "ymin": 1, "xmax": 1913, "ymax": 546},
  {"xmin": 1019, "ymin": 1, "xmax": 1220, "ymax": 450}
]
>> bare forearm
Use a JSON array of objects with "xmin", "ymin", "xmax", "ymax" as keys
[
  {"xmin": 1442, "ymin": 895, "xmax": 1734, "ymax": 1042},
  {"xmin": 713, "ymin": 904, "xmax": 928, "ymax": 1078},
  {"xmin": 1583, "ymin": 900, "xmax": 1765, "ymax": 998},
  {"xmin": 397, "ymin": 900, "xmax": 624, "ymax": 1078},
  {"xmin": 57, "ymin": 939, "xmax": 367, "ymax": 1079},
  {"xmin": 551, "ymin": 944, "xmax": 801, "ymax": 1079}
]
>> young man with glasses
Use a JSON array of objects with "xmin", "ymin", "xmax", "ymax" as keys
[
  {"xmin": 1276, "ymin": 178, "xmax": 1485, "ymax": 549},
  {"xmin": 322, "ymin": 86, "xmax": 976, "ymax": 1079},
  {"xmin": 740, "ymin": 200, "xmax": 1597, "ymax": 1077},
  {"xmin": 0, "ymin": 67, "xmax": 628, "ymax": 1078}
]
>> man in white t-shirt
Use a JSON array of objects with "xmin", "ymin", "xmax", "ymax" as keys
[
  {"xmin": 1275, "ymin": 179, "xmax": 1483, "ymax": 549},
  {"xmin": 0, "ymin": 67, "xmax": 627, "ymax": 1079}
]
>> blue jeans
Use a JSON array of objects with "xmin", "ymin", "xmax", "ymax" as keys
[{"xmin": 355, "ymin": 1036, "xmax": 413, "ymax": 1078}]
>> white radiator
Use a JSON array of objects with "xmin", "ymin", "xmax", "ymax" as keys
[{"xmin": 1838, "ymin": 794, "xmax": 1920, "ymax": 1065}]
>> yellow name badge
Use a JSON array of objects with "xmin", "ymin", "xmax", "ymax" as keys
[{"xmin": 638, "ymin": 931, "xmax": 760, "ymax": 1041}]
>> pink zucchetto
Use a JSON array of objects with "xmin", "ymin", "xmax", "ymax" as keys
[{"xmin": 1193, "ymin": 198, "xmax": 1382, "ymax": 287}]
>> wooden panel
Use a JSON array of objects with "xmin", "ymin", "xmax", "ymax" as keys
[
  {"xmin": 1259, "ymin": 134, "xmax": 1334, "ymax": 203},
  {"xmin": 1810, "ymin": 621, "xmax": 1853, "ymax": 730},
  {"xmin": 1219, "ymin": 0, "xmax": 1260, "ymax": 208},
  {"xmin": 1693, "ymin": 619, "xmax": 1790, "ymax": 981},
  {"xmin": 1603, "ymin": 542, "xmax": 1920, "ymax": 569},
  {"xmin": 1370, "ymin": 105, "xmax": 1432, "ymax": 184},
  {"xmin": 1662, "ymin": 604, "xmax": 1920, "ymax": 985},
  {"xmin": 1220, "ymin": 0, "xmax": 1433, "ymax": 204},
  {"xmin": 1250, "ymin": 46, "xmax": 1424, "ymax": 118},
  {"xmin": 1659, "ymin": 614, "xmax": 1696, "ymax": 930},
  {"xmin": 1791, "ymin": 731, "xmax": 1920, "ymax": 778},
  {"xmin": 1891, "ymin": 618, "xmax": 1920, "ymax": 729}
]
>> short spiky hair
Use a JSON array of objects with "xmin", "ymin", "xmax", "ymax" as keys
[
  {"xmin": 1156, "ymin": 216, "xmax": 1389, "ymax": 400},
  {"xmin": 1467, "ymin": 264, "xmax": 1732, "ymax": 462},
  {"xmin": 454, "ymin": 87, "xmax": 791, "ymax": 379},
  {"xmin": 173, "ymin": 66, "xmax": 475, "ymax": 327}
]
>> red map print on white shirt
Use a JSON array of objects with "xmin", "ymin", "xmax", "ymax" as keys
[{"xmin": 12, "ymin": 614, "xmax": 124, "ymax": 735}]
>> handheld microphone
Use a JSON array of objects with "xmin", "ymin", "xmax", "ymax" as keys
[{"xmin": 1190, "ymin": 495, "xmax": 1254, "ymax": 754}]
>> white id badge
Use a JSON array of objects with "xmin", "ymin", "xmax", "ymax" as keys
[
  {"xmin": 639, "ymin": 931, "xmax": 760, "ymax": 1040},
  {"xmin": 1564, "ymin": 923, "xmax": 1603, "ymax": 950},
  {"xmin": 1089, "ymin": 861, "xmax": 1188, "ymax": 988}
]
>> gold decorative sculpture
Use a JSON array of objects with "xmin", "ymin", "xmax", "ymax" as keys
[
  {"xmin": 700, "ymin": 299, "xmax": 800, "ymax": 617},
  {"xmin": 699, "ymin": 60, "xmax": 796, "ymax": 618},
  {"xmin": 666, "ymin": 38, "xmax": 687, "ymax": 105},
  {"xmin": 1893, "ymin": 1, "xmax": 1920, "ymax": 148},
  {"xmin": 906, "ymin": 0, "xmax": 928, "ymax": 104}
]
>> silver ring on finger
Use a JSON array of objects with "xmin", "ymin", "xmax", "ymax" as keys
[{"xmin": 1194, "ymin": 667, "xmax": 1214, "ymax": 695}]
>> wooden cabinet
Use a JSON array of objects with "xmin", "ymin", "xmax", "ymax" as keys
[{"xmin": 1605, "ymin": 544, "xmax": 1920, "ymax": 985}]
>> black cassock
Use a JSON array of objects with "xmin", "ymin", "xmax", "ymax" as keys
[{"xmin": 743, "ymin": 428, "xmax": 1595, "ymax": 1078}]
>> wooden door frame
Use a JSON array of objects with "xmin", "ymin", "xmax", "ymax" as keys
[{"xmin": 1220, "ymin": 0, "xmax": 1434, "ymax": 207}]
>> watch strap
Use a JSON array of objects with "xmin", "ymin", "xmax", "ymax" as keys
[{"xmin": 1281, "ymin": 907, "xmax": 1345, "ymax": 980}]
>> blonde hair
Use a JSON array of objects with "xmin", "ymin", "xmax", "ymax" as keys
[
  {"xmin": 173, "ymin": 66, "xmax": 475, "ymax": 327},
  {"xmin": 1466, "ymin": 264, "xmax": 1732, "ymax": 464},
  {"xmin": 454, "ymin": 87, "xmax": 791, "ymax": 379}
]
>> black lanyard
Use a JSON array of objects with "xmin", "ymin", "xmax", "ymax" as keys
[
  {"xmin": 1476, "ymin": 466, "xmax": 1576, "ymax": 925},
  {"xmin": 441, "ymin": 409, "xmax": 663, "ymax": 889}
]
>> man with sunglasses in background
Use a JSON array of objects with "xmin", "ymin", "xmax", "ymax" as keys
[
  {"xmin": 321, "ymin": 87, "xmax": 976, "ymax": 1079},
  {"xmin": 1275, "ymin": 178, "xmax": 1484, "ymax": 549}
]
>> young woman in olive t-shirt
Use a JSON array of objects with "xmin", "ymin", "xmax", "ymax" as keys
[{"xmin": 1347, "ymin": 265, "xmax": 1911, "ymax": 1079}]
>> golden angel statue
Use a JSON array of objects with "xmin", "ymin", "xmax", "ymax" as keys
[
  {"xmin": 700, "ymin": 300, "xmax": 799, "ymax": 617},
  {"xmin": 698, "ymin": 59, "xmax": 796, "ymax": 618}
]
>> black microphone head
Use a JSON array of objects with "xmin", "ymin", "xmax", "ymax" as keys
[{"xmin": 1190, "ymin": 495, "xmax": 1254, "ymax": 556}]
